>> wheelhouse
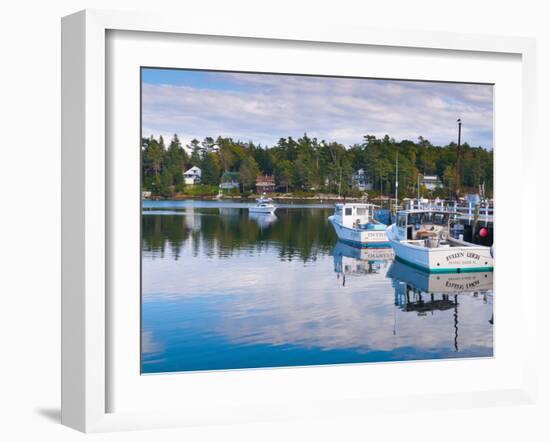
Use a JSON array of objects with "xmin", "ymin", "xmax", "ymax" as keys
[
  {"xmin": 334, "ymin": 203, "xmax": 380, "ymax": 229},
  {"xmin": 396, "ymin": 210, "xmax": 452, "ymax": 242}
]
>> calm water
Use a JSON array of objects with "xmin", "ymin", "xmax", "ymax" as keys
[{"xmin": 141, "ymin": 200, "xmax": 494, "ymax": 374}]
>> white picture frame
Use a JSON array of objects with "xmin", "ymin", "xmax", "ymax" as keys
[{"xmin": 61, "ymin": 9, "xmax": 538, "ymax": 433}]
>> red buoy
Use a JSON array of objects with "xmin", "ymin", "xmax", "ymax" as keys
[{"xmin": 479, "ymin": 227, "xmax": 488, "ymax": 238}]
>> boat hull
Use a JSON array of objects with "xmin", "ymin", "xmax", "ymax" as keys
[
  {"xmin": 329, "ymin": 216, "xmax": 390, "ymax": 248},
  {"xmin": 249, "ymin": 206, "xmax": 276, "ymax": 214},
  {"xmin": 386, "ymin": 226, "xmax": 494, "ymax": 273}
]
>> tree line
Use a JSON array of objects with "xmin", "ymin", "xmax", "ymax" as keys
[{"xmin": 141, "ymin": 133, "xmax": 493, "ymax": 198}]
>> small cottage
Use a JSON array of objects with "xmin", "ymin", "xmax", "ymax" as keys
[
  {"xmin": 352, "ymin": 168, "xmax": 373, "ymax": 191},
  {"xmin": 255, "ymin": 175, "xmax": 276, "ymax": 193},
  {"xmin": 219, "ymin": 171, "xmax": 240, "ymax": 190},
  {"xmin": 421, "ymin": 175, "xmax": 442, "ymax": 191},
  {"xmin": 183, "ymin": 166, "xmax": 202, "ymax": 185}
]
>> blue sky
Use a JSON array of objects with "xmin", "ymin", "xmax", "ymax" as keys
[{"xmin": 142, "ymin": 68, "xmax": 493, "ymax": 150}]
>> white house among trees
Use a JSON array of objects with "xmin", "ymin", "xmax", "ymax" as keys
[
  {"xmin": 352, "ymin": 168, "xmax": 372, "ymax": 191},
  {"xmin": 421, "ymin": 175, "xmax": 442, "ymax": 191},
  {"xmin": 183, "ymin": 166, "xmax": 202, "ymax": 185},
  {"xmin": 219, "ymin": 171, "xmax": 240, "ymax": 190}
]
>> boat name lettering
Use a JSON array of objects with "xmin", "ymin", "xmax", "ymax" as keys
[
  {"xmin": 445, "ymin": 282, "xmax": 465, "ymax": 290},
  {"xmin": 446, "ymin": 252, "xmax": 464, "ymax": 261},
  {"xmin": 445, "ymin": 280, "xmax": 481, "ymax": 290}
]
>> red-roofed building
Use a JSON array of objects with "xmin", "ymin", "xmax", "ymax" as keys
[{"xmin": 255, "ymin": 175, "xmax": 276, "ymax": 193}]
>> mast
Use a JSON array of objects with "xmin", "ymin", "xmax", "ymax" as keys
[
  {"xmin": 338, "ymin": 167, "xmax": 342, "ymax": 199},
  {"xmin": 395, "ymin": 153, "xmax": 399, "ymax": 215},
  {"xmin": 455, "ymin": 118, "xmax": 462, "ymax": 200}
]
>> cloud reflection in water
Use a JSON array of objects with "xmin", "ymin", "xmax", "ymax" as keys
[{"xmin": 142, "ymin": 205, "xmax": 493, "ymax": 373}]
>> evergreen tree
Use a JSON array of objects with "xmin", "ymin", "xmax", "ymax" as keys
[
  {"xmin": 140, "ymin": 132, "xmax": 493, "ymax": 198},
  {"xmin": 166, "ymin": 134, "xmax": 188, "ymax": 187},
  {"xmin": 201, "ymin": 152, "xmax": 222, "ymax": 185},
  {"xmin": 160, "ymin": 169, "xmax": 173, "ymax": 197},
  {"xmin": 188, "ymin": 139, "xmax": 202, "ymax": 166},
  {"xmin": 239, "ymin": 157, "xmax": 260, "ymax": 192}
]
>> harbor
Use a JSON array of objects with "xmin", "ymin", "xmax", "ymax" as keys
[
  {"xmin": 140, "ymin": 68, "xmax": 496, "ymax": 374},
  {"xmin": 142, "ymin": 200, "xmax": 493, "ymax": 373}
]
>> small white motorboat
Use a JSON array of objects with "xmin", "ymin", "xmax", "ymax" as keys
[
  {"xmin": 328, "ymin": 203, "xmax": 389, "ymax": 248},
  {"xmin": 386, "ymin": 209, "xmax": 494, "ymax": 273},
  {"xmin": 249, "ymin": 196, "xmax": 276, "ymax": 214}
]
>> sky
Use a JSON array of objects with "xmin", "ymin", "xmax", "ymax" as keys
[{"xmin": 141, "ymin": 68, "xmax": 494, "ymax": 150}]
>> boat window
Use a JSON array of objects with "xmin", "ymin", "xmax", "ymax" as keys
[
  {"xmin": 345, "ymin": 208, "xmax": 352, "ymax": 216},
  {"xmin": 356, "ymin": 208, "xmax": 366, "ymax": 216},
  {"xmin": 335, "ymin": 206, "xmax": 342, "ymax": 214},
  {"xmin": 408, "ymin": 213, "xmax": 422, "ymax": 226},
  {"xmin": 407, "ymin": 212, "xmax": 448, "ymax": 226},
  {"xmin": 397, "ymin": 214, "xmax": 407, "ymax": 227},
  {"xmin": 433, "ymin": 213, "xmax": 447, "ymax": 225}
]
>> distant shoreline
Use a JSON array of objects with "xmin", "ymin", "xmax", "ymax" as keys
[{"xmin": 143, "ymin": 193, "xmax": 392, "ymax": 203}]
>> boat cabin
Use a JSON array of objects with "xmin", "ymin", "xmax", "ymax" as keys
[
  {"xmin": 256, "ymin": 196, "xmax": 273, "ymax": 204},
  {"xmin": 334, "ymin": 203, "xmax": 381, "ymax": 229},
  {"xmin": 395, "ymin": 210, "xmax": 452, "ymax": 244}
]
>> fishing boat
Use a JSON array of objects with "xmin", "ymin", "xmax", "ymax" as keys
[
  {"xmin": 249, "ymin": 195, "xmax": 276, "ymax": 214},
  {"xmin": 386, "ymin": 209, "xmax": 493, "ymax": 273},
  {"xmin": 328, "ymin": 203, "xmax": 389, "ymax": 248}
]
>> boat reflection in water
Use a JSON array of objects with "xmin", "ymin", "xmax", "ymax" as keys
[
  {"xmin": 332, "ymin": 240, "xmax": 393, "ymax": 284},
  {"xmin": 388, "ymin": 260, "xmax": 493, "ymax": 294},
  {"xmin": 387, "ymin": 260, "xmax": 494, "ymax": 351},
  {"xmin": 142, "ymin": 202, "xmax": 494, "ymax": 373},
  {"xmin": 248, "ymin": 211, "xmax": 278, "ymax": 229}
]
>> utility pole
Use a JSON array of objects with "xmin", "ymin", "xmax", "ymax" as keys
[{"xmin": 455, "ymin": 118, "xmax": 462, "ymax": 200}]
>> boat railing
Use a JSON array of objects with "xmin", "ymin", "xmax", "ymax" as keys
[{"xmin": 405, "ymin": 199, "xmax": 493, "ymax": 222}]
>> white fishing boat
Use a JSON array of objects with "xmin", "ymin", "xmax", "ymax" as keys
[
  {"xmin": 328, "ymin": 203, "xmax": 389, "ymax": 248},
  {"xmin": 249, "ymin": 196, "xmax": 276, "ymax": 214},
  {"xmin": 386, "ymin": 209, "xmax": 494, "ymax": 273}
]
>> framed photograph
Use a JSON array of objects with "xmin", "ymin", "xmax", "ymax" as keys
[{"xmin": 61, "ymin": 9, "xmax": 538, "ymax": 432}]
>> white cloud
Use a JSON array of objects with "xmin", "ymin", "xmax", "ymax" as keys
[{"xmin": 142, "ymin": 73, "xmax": 493, "ymax": 149}]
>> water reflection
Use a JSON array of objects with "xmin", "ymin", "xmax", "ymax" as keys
[
  {"xmin": 142, "ymin": 205, "xmax": 336, "ymax": 262},
  {"xmin": 142, "ymin": 202, "xmax": 493, "ymax": 373},
  {"xmin": 388, "ymin": 260, "xmax": 494, "ymax": 294},
  {"xmin": 333, "ymin": 241, "xmax": 394, "ymax": 277},
  {"xmin": 388, "ymin": 260, "xmax": 493, "ymax": 353},
  {"xmin": 248, "ymin": 212, "xmax": 278, "ymax": 229}
]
